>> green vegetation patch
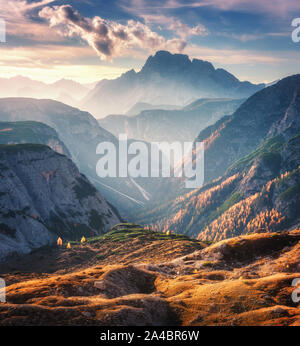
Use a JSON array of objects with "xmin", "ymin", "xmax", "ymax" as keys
[
  {"xmin": 279, "ymin": 184, "xmax": 300, "ymax": 201},
  {"xmin": 69, "ymin": 223, "xmax": 199, "ymax": 245},
  {"xmin": 0, "ymin": 143, "xmax": 49, "ymax": 154},
  {"xmin": 89, "ymin": 209, "xmax": 104, "ymax": 232},
  {"xmin": 73, "ymin": 177, "xmax": 97, "ymax": 200},
  {"xmin": 260, "ymin": 152, "xmax": 282, "ymax": 173},
  {"xmin": 228, "ymin": 136, "xmax": 284, "ymax": 173},
  {"xmin": 206, "ymin": 191, "xmax": 242, "ymax": 225},
  {"xmin": 0, "ymin": 121, "xmax": 55, "ymax": 145},
  {"xmin": 201, "ymin": 261, "xmax": 213, "ymax": 267},
  {"xmin": 0, "ymin": 223, "xmax": 16, "ymax": 238}
]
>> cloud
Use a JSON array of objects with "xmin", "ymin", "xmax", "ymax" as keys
[
  {"xmin": 0, "ymin": 44, "xmax": 129, "ymax": 83},
  {"xmin": 39, "ymin": 4, "xmax": 190, "ymax": 60},
  {"xmin": 0, "ymin": 0, "xmax": 55, "ymax": 21},
  {"xmin": 169, "ymin": 20, "xmax": 208, "ymax": 39},
  {"xmin": 123, "ymin": 0, "xmax": 300, "ymax": 17},
  {"xmin": 0, "ymin": 0, "xmax": 64, "ymax": 42},
  {"xmin": 142, "ymin": 14, "xmax": 208, "ymax": 39},
  {"xmin": 218, "ymin": 32, "xmax": 264, "ymax": 42},
  {"xmin": 204, "ymin": 0, "xmax": 300, "ymax": 16},
  {"xmin": 185, "ymin": 44, "xmax": 286, "ymax": 65}
]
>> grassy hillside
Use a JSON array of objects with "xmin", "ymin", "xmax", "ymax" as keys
[{"xmin": 0, "ymin": 224, "xmax": 299, "ymax": 326}]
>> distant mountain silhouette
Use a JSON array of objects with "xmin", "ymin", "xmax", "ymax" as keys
[
  {"xmin": 0, "ymin": 98, "xmax": 170, "ymax": 214},
  {"xmin": 99, "ymin": 98, "xmax": 244, "ymax": 143},
  {"xmin": 0, "ymin": 76, "xmax": 91, "ymax": 107},
  {"xmin": 126, "ymin": 102, "xmax": 180, "ymax": 116},
  {"xmin": 82, "ymin": 50, "xmax": 265, "ymax": 118}
]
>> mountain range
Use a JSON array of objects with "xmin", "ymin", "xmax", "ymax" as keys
[
  {"xmin": 126, "ymin": 102, "xmax": 181, "ymax": 116},
  {"xmin": 0, "ymin": 50, "xmax": 300, "ymax": 327},
  {"xmin": 99, "ymin": 98, "xmax": 244, "ymax": 143},
  {"xmin": 0, "ymin": 76, "xmax": 92, "ymax": 108},
  {"xmin": 0, "ymin": 98, "xmax": 173, "ymax": 214},
  {"xmin": 82, "ymin": 50, "xmax": 265, "ymax": 118},
  {"xmin": 0, "ymin": 98, "xmax": 137, "ymax": 212},
  {"xmin": 0, "ymin": 54, "xmax": 299, "ymax": 247},
  {"xmin": 133, "ymin": 75, "xmax": 300, "ymax": 241},
  {"xmin": 198, "ymin": 74, "xmax": 300, "ymax": 183}
]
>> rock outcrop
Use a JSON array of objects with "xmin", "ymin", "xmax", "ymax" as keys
[
  {"xmin": 0, "ymin": 120, "xmax": 70, "ymax": 156},
  {"xmin": 0, "ymin": 144, "xmax": 120, "ymax": 261}
]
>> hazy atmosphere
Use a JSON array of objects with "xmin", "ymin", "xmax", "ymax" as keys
[
  {"xmin": 0, "ymin": 0, "xmax": 300, "ymax": 83},
  {"xmin": 0, "ymin": 0, "xmax": 300, "ymax": 332}
]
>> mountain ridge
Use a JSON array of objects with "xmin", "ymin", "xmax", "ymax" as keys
[
  {"xmin": 0, "ymin": 76, "xmax": 91, "ymax": 107},
  {"xmin": 82, "ymin": 50, "xmax": 264, "ymax": 118},
  {"xmin": 0, "ymin": 120, "xmax": 70, "ymax": 156},
  {"xmin": 198, "ymin": 74, "xmax": 300, "ymax": 183},
  {"xmin": 0, "ymin": 143, "xmax": 120, "ymax": 261},
  {"xmin": 132, "ymin": 75, "xmax": 300, "ymax": 241},
  {"xmin": 133, "ymin": 134, "xmax": 300, "ymax": 241},
  {"xmin": 99, "ymin": 98, "xmax": 244, "ymax": 143},
  {"xmin": 0, "ymin": 98, "xmax": 171, "ymax": 214}
]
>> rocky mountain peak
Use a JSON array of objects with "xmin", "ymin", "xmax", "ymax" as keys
[
  {"xmin": 141, "ymin": 50, "xmax": 213, "ymax": 77},
  {"xmin": 82, "ymin": 50, "xmax": 265, "ymax": 117}
]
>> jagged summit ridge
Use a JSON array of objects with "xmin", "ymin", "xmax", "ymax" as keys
[{"xmin": 81, "ymin": 50, "xmax": 264, "ymax": 117}]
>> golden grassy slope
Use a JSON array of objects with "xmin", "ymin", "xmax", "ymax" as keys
[{"xmin": 0, "ymin": 228, "xmax": 299, "ymax": 326}]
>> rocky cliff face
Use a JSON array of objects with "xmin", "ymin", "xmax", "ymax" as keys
[
  {"xmin": 132, "ymin": 75, "xmax": 300, "ymax": 226},
  {"xmin": 0, "ymin": 121, "xmax": 70, "ymax": 156},
  {"xmin": 196, "ymin": 74, "xmax": 300, "ymax": 183},
  {"xmin": 134, "ymin": 134, "xmax": 300, "ymax": 241},
  {"xmin": 0, "ymin": 98, "xmax": 192, "ymax": 214},
  {"xmin": 0, "ymin": 98, "xmax": 159, "ymax": 214},
  {"xmin": 133, "ymin": 76, "xmax": 300, "ymax": 241},
  {"xmin": 82, "ymin": 50, "xmax": 264, "ymax": 118},
  {"xmin": 0, "ymin": 144, "xmax": 120, "ymax": 262},
  {"xmin": 0, "ymin": 98, "xmax": 115, "ymax": 167}
]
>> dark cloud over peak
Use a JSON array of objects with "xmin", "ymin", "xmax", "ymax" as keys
[{"xmin": 39, "ymin": 3, "xmax": 203, "ymax": 60}]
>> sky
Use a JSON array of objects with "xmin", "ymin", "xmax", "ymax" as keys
[{"xmin": 0, "ymin": 0, "xmax": 299, "ymax": 84}]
